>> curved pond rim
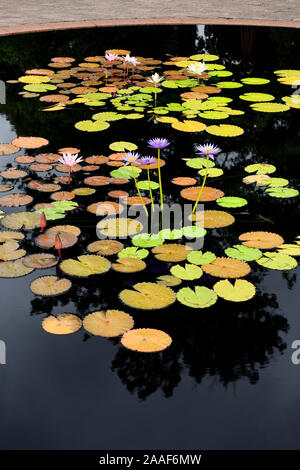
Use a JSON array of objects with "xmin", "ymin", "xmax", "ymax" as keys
[{"xmin": 0, "ymin": 16, "xmax": 300, "ymax": 37}]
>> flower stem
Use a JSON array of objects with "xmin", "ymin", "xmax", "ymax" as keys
[
  {"xmin": 154, "ymin": 85, "xmax": 157, "ymax": 108},
  {"xmin": 68, "ymin": 168, "xmax": 71, "ymax": 191},
  {"xmin": 192, "ymin": 154, "xmax": 209, "ymax": 214},
  {"xmin": 157, "ymin": 148, "xmax": 164, "ymax": 211},
  {"xmin": 147, "ymin": 168, "xmax": 155, "ymax": 212},
  {"xmin": 132, "ymin": 166, "xmax": 148, "ymax": 216}
]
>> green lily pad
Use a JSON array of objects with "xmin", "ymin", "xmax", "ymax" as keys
[
  {"xmin": 256, "ymin": 252, "xmax": 297, "ymax": 270},
  {"xmin": 118, "ymin": 247, "xmax": 149, "ymax": 259},
  {"xmin": 241, "ymin": 77, "xmax": 270, "ymax": 85},
  {"xmin": 198, "ymin": 168, "xmax": 224, "ymax": 177},
  {"xmin": 92, "ymin": 112, "xmax": 125, "ymax": 121},
  {"xmin": 159, "ymin": 229, "xmax": 183, "ymax": 240},
  {"xmin": 177, "ymin": 286, "xmax": 218, "ymax": 308},
  {"xmin": 137, "ymin": 180, "xmax": 159, "ymax": 190},
  {"xmin": 216, "ymin": 81, "xmax": 243, "ymax": 88},
  {"xmin": 132, "ymin": 233, "xmax": 164, "ymax": 248},
  {"xmin": 265, "ymin": 178, "xmax": 289, "ymax": 187},
  {"xmin": 199, "ymin": 111, "xmax": 229, "ymax": 119},
  {"xmin": 110, "ymin": 166, "xmax": 141, "ymax": 179},
  {"xmin": 216, "ymin": 197, "xmax": 248, "ymax": 208},
  {"xmin": 245, "ymin": 163, "xmax": 276, "ymax": 175},
  {"xmin": 225, "ymin": 245, "xmax": 262, "ymax": 261},
  {"xmin": 265, "ymin": 187, "xmax": 299, "ymax": 198},
  {"xmin": 187, "ymin": 250, "xmax": 216, "ymax": 265},
  {"xmin": 186, "ymin": 158, "xmax": 215, "ymax": 169},
  {"xmin": 109, "ymin": 141, "xmax": 138, "ymax": 152},
  {"xmin": 239, "ymin": 92, "xmax": 275, "ymax": 102},
  {"xmin": 170, "ymin": 263, "xmax": 203, "ymax": 280},
  {"xmin": 75, "ymin": 120, "xmax": 110, "ymax": 132},
  {"xmin": 182, "ymin": 226, "xmax": 206, "ymax": 238}
]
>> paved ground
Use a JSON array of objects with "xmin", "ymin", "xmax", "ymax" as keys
[{"xmin": 0, "ymin": 0, "xmax": 299, "ymax": 36}]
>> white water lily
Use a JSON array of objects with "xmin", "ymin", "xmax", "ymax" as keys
[
  {"xmin": 147, "ymin": 73, "xmax": 164, "ymax": 85},
  {"xmin": 187, "ymin": 61, "xmax": 207, "ymax": 76}
]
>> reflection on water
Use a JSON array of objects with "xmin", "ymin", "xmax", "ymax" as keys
[{"xmin": 0, "ymin": 24, "xmax": 300, "ymax": 449}]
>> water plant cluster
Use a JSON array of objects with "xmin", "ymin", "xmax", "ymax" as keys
[{"xmin": 0, "ymin": 49, "xmax": 299, "ymax": 353}]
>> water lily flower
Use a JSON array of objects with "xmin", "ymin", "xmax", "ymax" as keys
[
  {"xmin": 39, "ymin": 212, "xmax": 47, "ymax": 233},
  {"xmin": 187, "ymin": 61, "xmax": 207, "ymax": 76},
  {"xmin": 105, "ymin": 53, "xmax": 119, "ymax": 62},
  {"xmin": 123, "ymin": 54, "xmax": 140, "ymax": 67},
  {"xmin": 147, "ymin": 73, "xmax": 164, "ymax": 85},
  {"xmin": 57, "ymin": 153, "xmax": 83, "ymax": 188},
  {"xmin": 136, "ymin": 156, "xmax": 158, "ymax": 166},
  {"xmin": 192, "ymin": 144, "xmax": 222, "ymax": 214},
  {"xmin": 147, "ymin": 138, "xmax": 170, "ymax": 149},
  {"xmin": 55, "ymin": 233, "xmax": 62, "ymax": 258},
  {"xmin": 122, "ymin": 152, "xmax": 141, "ymax": 166},
  {"xmin": 195, "ymin": 143, "xmax": 222, "ymax": 160},
  {"xmin": 147, "ymin": 138, "xmax": 170, "ymax": 210}
]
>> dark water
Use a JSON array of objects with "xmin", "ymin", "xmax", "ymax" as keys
[{"xmin": 0, "ymin": 25, "xmax": 300, "ymax": 450}]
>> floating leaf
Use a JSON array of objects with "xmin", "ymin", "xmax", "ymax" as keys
[
  {"xmin": 186, "ymin": 157, "xmax": 215, "ymax": 169},
  {"xmin": 177, "ymin": 286, "xmax": 217, "ymax": 308},
  {"xmin": 265, "ymin": 187, "xmax": 299, "ymax": 198},
  {"xmin": 75, "ymin": 120, "xmax": 110, "ymax": 132},
  {"xmin": 215, "ymin": 81, "xmax": 243, "ymax": 89},
  {"xmin": 110, "ymin": 166, "xmax": 141, "ymax": 180},
  {"xmin": 97, "ymin": 218, "xmax": 143, "ymax": 238},
  {"xmin": 0, "ymin": 240, "xmax": 25, "ymax": 261},
  {"xmin": 0, "ymin": 143, "xmax": 20, "ymax": 155},
  {"xmin": 190, "ymin": 54, "xmax": 219, "ymax": 61},
  {"xmin": 72, "ymin": 187, "xmax": 96, "ymax": 196},
  {"xmin": 132, "ymin": 233, "xmax": 164, "ymax": 248},
  {"xmin": 159, "ymin": 228, "xmax": 182, "ymax": 240},
  {"xmin": 156, "ymin": 275, "xmax": 182, "ymax": 287},
  {"xmin": 182, "ymin": 225, "xmax": 206, "ymax": 238},
  {"xmin": 198, "ymin": 168, "xmax": 224, "ymax": 177},
  {"xmin": 0, "ymin": 194, "xmax": 32, "ymax": 207},
  {"xmin": 1, "ymin": 211, "xmax": 40, "ymax": 230},
  {"xmin": 251, "ymin": 102, "xmax": 290, "ymax": 112},
  {"xmin": 202, "ymin": 257, "xmax": 251, "ymax": 278},
  {"xmin": 0, "ymin": 259, "xmax": 34, "ymax": 278},
  {"xmin": 170, "ymin": 263, "xmax": 202, "ymax": 280},
  {"xmin": 36, "ymin": 230, "xmax": 78, "ymax": 249},
  {"xmin": 0, "ymin": 184, "xmax": 13, "ymax": 192},
  {"xmin": 0, "ymin": 169, "xmax": 28, "ymax": 179},
  {"xmin": 216, "ymin": 197, "xmax": 247, "ymax": 208},
  {"xmin": 42, "ymin": 314, "xmax": 81, "ymax": 334},
  {"xmin": 23, "ymin": 84, "xmax": 56, "ymax": 92},
  {"xmin": 171, "ymin": 120, "xmax": 206, "ymax": 132},
  {"xmin": 181, "ymin": 186, "xmax": 224, "ymax": 202},
  {"xmin": 87, "ymin": 201, "xmax": 124, "ymax": 216},
  {"xmin": 239, "ymin": 231, "xmax": 284, "ymax": 249},
  {"xmin": 87, "ymin": 240, "xmax": 123, "ymax": 256},
  {"xmin": 256, "ymin": 252, "xmax": 297, "ymax": 270},
  {"xmin": 239, "ymin": 92, "xmax": 275, "ymax": 102},
  {"xmin": 119, "ymin": 282, "xmax": 176, "ymax": 310},
  {"xmin": 225, "ymin": 245, "xmax": 262, "ymax": 261},
  {"xmin": 83, "ymin": 310, "xmax": 134, "ymax": 337},
  {"xmin": 60, "ymin": 255, "xmax": 111, "ymax": 277},
  {"xmin": 118, "ymin": 247, "xmax": 148, "ymax": 259},
  {"xmin": 171, "ymin": 177, "xmax": 197, "ymax": 186},
  {"xmin": 201, "ymin": 210, "xmax": 235, "ymax": 229},
  {"xmin": 277, "ymin": 244, "xmax": 300, "ymax": 256},
  {"xmin": 243, "ymin": 174, "xmax": 271, "ymax": 186},
  {"xmin": 109, "ymin": 141, "xmax": 137, "ymax": 152},
  {"xmin": 30, "ymin": 276, "xmax": 72, "ymax": 296},
  {"xmin": 0, "ymin": 231, "xmax": 24, "ymax": 242},
  {"xmin": 92, "ymin": 111, "xmax": 125, "ymax": 121},
  {"xmin": 206, "ymin": 124, "xmax": 244, "ymax": 137},
  {"xmin": 213, "ymin": 279, "xmax": 256, "ymax": 302},
  {"xmin": 199, "ymin": 111, "xmax": 229, "ymax": 119},
  {"xmin": 121, "ymin": 328, "xmax": 172, "ymax": 352},
  {"xmin": 136, "ymin": 180, "xmax": 159, "ymax": 190},
  {"xmin": 22, "ymin": 253, "xmax": 58, "ymax": 268},
  {"xmin": 187, "ymin": 250, "xmax": 216, "ymax": 265},
  {"xmin": 11, "ymin": 136, "xmax": 49, "ymax": 148},
  {"xmin": 112, "ymin": 257, "xmax": 147, "ymax": 273},
  {"xmin": 241, "ymin": 77, "xmax": 270, "ymax": 85},
  {"xmin": 84, "ymin": 176, "xmax": 111, "ymax": 186},
  {"xmin": 152, "ymin": 244, "xmax": 192, "ymax": 262},
  {"xmin": 245, "ymin": 163, "xmax": 276, "ymax": 175}
]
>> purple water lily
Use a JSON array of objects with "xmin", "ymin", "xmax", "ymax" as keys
[
  {"xmin": 147, "ymin": 138, "xmax": 170, "ymax": 149},
  {"xmin": 136, "ymin": 156, "xmax": 158, "ymax": 166},
  {"xmin": 122, "ymin": 152, "xmax": 141, "ymax": 166},
  {"xmin": 195, "ymin": 143, "xmax": 221, "ymax": 160}
]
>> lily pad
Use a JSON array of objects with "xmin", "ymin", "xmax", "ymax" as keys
[{"xmin": 177, "ymin": 286, "xmax": 217, "ymax": 308}]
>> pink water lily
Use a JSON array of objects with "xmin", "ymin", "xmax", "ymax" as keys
[{"xmin": 58, "ymin": 153, "xmax": 83, "ymax": 188}]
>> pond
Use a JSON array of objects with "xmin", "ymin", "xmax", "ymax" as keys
[{"xmin": 0, "ymin": 24, "xmax": 300, "ymax": 450}]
